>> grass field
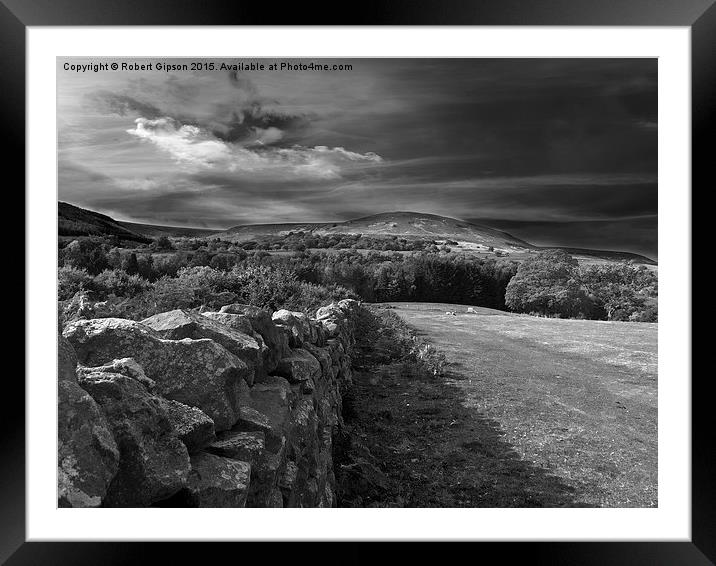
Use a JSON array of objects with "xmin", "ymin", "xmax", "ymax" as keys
[{"xmin": 357, "ymin": 302, "xmax": 657, "ymax": 507}]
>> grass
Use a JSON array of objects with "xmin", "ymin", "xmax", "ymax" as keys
[{"xmin": 338, "ymin": 302, "xmax": 657, "ymax": 508}]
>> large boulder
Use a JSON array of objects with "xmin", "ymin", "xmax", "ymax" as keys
[
  {"xmin": 77, "ymin": 371, "xmax": 190, "ymax": 507},
  {"xmin": 141, "ymin": 309, "xmax": 263, "ymax": 383},
  {"xmin": 58, "ymin": 379, "xmax": 119, "ymax": 507},
  {"xmin": 64, "ymin": 318, "xmax": 248, "ymax": 431},
  {"xmin": 186, "ymin": 452, "xmax": 251, "ymax": 507},
  {"xmin": 63, "ymin": 318, "xmax": 161, "ymax": 367}
]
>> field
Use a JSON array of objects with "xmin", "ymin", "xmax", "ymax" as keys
[{"xmin": 344, "ymin": 302, "xmax": 657, "ymax": 507}]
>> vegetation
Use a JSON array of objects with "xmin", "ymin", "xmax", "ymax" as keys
[
  {"xmin": 375, "ymin": 302, "xmax": 657, "ymax": 507},
  {"xmin": 505, "ymin": 250, "xmax": 657, "ymax": 321},
  {"xmin": 57, "ymin": 233, "xmax": 657, "ymax": 324}
]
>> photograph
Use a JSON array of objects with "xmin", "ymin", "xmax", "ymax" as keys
[
  {"xmin": 56, "ymin": 57, "xmax": 660, "ymax": 509},
  {"xmin": 57, "ymin": 57, "xmax": 658, "ymax": 508}
]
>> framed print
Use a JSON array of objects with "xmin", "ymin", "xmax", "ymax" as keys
[{"xmin": 8, "ymin": 0, "xmax": 709, "ymax": 563}]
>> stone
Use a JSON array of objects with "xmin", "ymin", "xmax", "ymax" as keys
[
  {"xmin": 321, "ymin": 321, "xmax": 340, "ymax": 339},
  {"xmin": 233, "ymin": 406, "xmax": 285, "ymax": 452},
  {"xmin": 204, "ymin": 312, "xmax": 275, "ymax": 377},
  {"xmin": 207, "ymin": 431, "xmax": 265, "ymax": 464},
  {"xmin": 275, "ymin": 348, "xmax": 321, "ymax": 385},
  {"xmin": 77, "ymin": 357, "xmax": 155, "ymax": 389},
  {"xmin": 219, "ymin": 303, "xmax": 287, "ymax": 371},
  {"xmin": 303, "ymin": 343, "xmax": 332, "ymax": 375},
  {"xmin": 272, "ymin": 309, "xmax": 311, "ymax": 347},
  {"xmin": 186, "ymin": 452, "xmax": 251, "ymax": 507},
  {"xmin": 58, "ymin": 335, "xmax": 78, "ymax": 382},
  {"xmin": 141, "ymin": 309, "xmax": 263, "ymax": 383},
  {"xmin": 200, "ymin": 311, "xmax": 253, "ymax": 335},
  {"xmin": 315, "ymin": 305, "xmax": 335, "ymax": 321},
  {"xmin": 63, "ymin": 318, "xmax": 161, "ymax": 367},
  {"xmin": 78, "ymin": 371, "xmax": 190, "ymax": 507},
  {"xmin": 159, "ymin": 399, "xmax": 215, "ymax": 452},
  {"xmin": 64, "ymin": 318, "xmax": 248, "ymax": 431},
  {"xmin": 278, "ymin": 460, "xmax": 298, "ymax": 492},
  {"xmin": 58, "ymin": 379, "xmax": 119, "ymax": 507},
  {"xmin": 267, "ymin": 489, "xmax": 284, "ymax": 508},
  {"xmin": 249, "ymin": 376, "xmax": 293, "ymax": 431}
]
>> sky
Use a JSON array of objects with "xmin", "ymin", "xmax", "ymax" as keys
[{"xmin": 58, "ymin": 58, "xmax": 657, "ymax": 258}]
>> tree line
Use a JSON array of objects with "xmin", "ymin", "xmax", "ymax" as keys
[{"xmin": 58, "ymin": 236, "xmax": 657, "ymax": 323}]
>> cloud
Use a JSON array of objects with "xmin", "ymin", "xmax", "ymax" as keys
[
  {"xmin": 87, "ymin": 77, "xmax": 312, "ymax": 146},
  {"xmin": 87, "ymin": 90, "xmax": 163, "ymax": 119},
  {"xmin": 126, "ymin": 116, "xmax": 382, "ymax": 179}
]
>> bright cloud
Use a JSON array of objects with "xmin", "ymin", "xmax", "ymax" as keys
[{"xmin": 126, "ymin": 116, "xmax": 382, "ymax": 179}]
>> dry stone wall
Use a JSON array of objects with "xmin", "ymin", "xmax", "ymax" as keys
[{"xmin": 58, "ymin": 298, "xmax": 363, "ymax": 508}]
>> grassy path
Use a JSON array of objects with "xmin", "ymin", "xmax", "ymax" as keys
[{"xmin": 384, "ymin": 302, "xmax": 657, "ymax": 507}]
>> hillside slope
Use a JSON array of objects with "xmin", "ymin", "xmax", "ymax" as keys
[
  {"xmin": 59, "ymin": 202, "xmax": 150, "ymax": 243},
  {"xmin": 223, "ymin": 211, "xmax": 534, "ymax": 251},
  {"xmin": 118, "ymin": 221, "xmax": 222, "ymax": 238}
]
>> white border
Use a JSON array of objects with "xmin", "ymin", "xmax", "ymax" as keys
[{"xmin": 27, "ymin": 27, "xmax": 691, "ymax": 541}]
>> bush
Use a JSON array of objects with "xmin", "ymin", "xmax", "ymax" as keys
[
  {"xmin": 58, "ymin": 266, "xmax": 96, "ymax": 300},
  {"xmin": 61, "ymin": 238, "xmax": 110, "ymax": 275},
  {"xmin": 94, "ymin": 269, "xmax": 151, "ymax": 297},
  {"xmin": 152, "ymin": 235, "xmax": 175, "ymax": 251}
]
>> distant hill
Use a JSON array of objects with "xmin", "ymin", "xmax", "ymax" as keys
[
  {"xmin": 543, "ymin": 247, "xmax": 657, "ymax": 265},
  {"xmin": 58, "ymin": 203, "xmax": 656, "ymax": 265},
  {"xmin": 222, "ymin": 211, "xmax": 655, "ymax": 264},
  {"xmin": 59, "ymin": 202, "xmax": 221, "ymax": 241},
  {"xmin": 59, "ymin": 202, "xmax": 150, "ymax": 243},
  {"xmin": 223, "ymin": 211, "xmax": 534, "ymax": 251},
  {"xmin": 118, "ymin": 221, "xmax": 222, "ymax": 238}
]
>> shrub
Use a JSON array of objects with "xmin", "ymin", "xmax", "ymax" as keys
[
  {"xmin": 61, "ymin": 238, "xmax": 110, "ymax": 275},
  {"xmin": 152, "ymin": 235, "xmax": 175, "ymax": 251},
  {"xmin": 94, "ymin": 269, "xmax": 151, "ymax": 297},
  {"xmin": 58, "ymin": 266, "xmax": 96, "ymax": 301}
]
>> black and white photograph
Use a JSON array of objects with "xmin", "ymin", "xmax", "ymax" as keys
[{"xmin": 56, "ymin": 57, "xmax": 659, "ymax": 509}]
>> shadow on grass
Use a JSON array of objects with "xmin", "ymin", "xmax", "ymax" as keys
[{"xmin": 337, "ymin": 361, "xmax": 587, "ymax": 508}]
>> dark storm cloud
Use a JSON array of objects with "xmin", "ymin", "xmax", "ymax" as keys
[
  {"xmin": 213, "ymin": 104, "xmax": 311, "ymax": 144},
  {"xmin": 87, "ymin": 90, "xmax": 163, "ymax": 119},
  {"xmin": 87, "ymin": 75, "xmax": 312, "ymax": 147}
]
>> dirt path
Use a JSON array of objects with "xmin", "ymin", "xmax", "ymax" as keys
[{"xmin": 336, "ymin": 303, "xmax": 657, "ymax": 508}]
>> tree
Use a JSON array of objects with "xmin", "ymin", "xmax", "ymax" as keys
[
  {"xmin": 153, "ymin": 235, "xmax": 175, "ymax": 251},
  {"xmin": 505, "ymin": 250, "xmax": 590, "ymax": 317},
  {"xmin": 579, "ymin": 262, "xmax": 657, "ymax": 321}
]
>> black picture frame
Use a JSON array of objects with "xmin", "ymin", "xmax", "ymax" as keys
[{"xmin": 8, "ymin": 1, "xmax": 708, "ymax": 563}]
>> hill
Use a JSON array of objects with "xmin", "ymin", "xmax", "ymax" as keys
[
  {"xmin": 58, "ymin": 203, "xmax": 656, "ymax": 265},
  {"xmin": 223, "ymin": 211, "xmax": 534, "ymax": 252},
  {"xmin": 58, "ymin": 202, "xmax": 150, "ymax": 243},
  {"xmin": 118, "ymin": 221, "xmax": 222, "ymax": 238}
]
